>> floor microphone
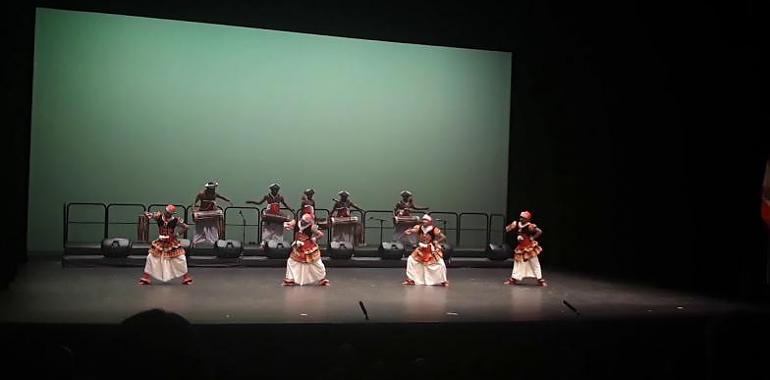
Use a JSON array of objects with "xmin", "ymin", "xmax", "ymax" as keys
[
  {"xmin": 563, "ymin": 299, "xmax": 581, "ymax": 316},
  {"xmin": 358, "ymin": 301, "xmax": 369, "ymax": 320}
]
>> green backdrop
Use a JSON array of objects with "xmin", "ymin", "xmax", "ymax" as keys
[{"xmin": 29, "ymin": 8, "xmax": 512, "ymax": 251}]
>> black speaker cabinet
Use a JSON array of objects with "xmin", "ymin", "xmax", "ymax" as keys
[
  {"xmin": 264, "ymin": 240, "xmax": 291, "ymax": 259},
  {"xmin": 329, "ymin": 241, "xmax": 354, "ymax": 259},
  {"xmin": 215, "ymin": 239, "xmax": 242, "ymax": 258},
  {"xmin": 486, "ymin": 243, "xmax": 512, "ymax": 261},
  {"xmin": 380, "ymin": 241, "xmax": 405, "ymax": 260},
  {"xmin": 101, "ymin": 238, "xmax": 131, "ymax": 258}
]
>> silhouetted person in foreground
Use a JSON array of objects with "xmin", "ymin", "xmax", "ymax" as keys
[{"xmin": 116, "ymin": 309, "xmax": 211, "ymax": 380}]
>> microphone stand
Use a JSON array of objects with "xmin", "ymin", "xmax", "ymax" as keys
[
  {"xmin": 239, "ymin": 210, "xmax": 246, "ymax": 244},
  {"xmin": 369, "ymin": 217, "xmax": 386, "ymax": 245}
]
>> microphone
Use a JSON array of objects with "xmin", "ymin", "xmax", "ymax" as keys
[
  {"xmin": 358, "ymin": 301, "xmax": 369, "ymax": 321},
  {"xmin": 563, "ymin": 300, "xmax": 581, "ymax": 316}
]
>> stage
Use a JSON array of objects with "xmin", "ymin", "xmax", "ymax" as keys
[
  {"xmin": 0, "ymin": 258, "xmax": 751, "ymax": 324},
  {"xmin": 2, "ymin": 257, "xmax": 769, "ymax": 380}
]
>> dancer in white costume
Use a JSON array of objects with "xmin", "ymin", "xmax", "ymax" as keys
[
  {"xmin": 402, "ymin": 214, "xmax": 449, "ymax": 286},
  {"xmin": 282, "ymin": 213, "xmax": 330, "ymax": 286},
  {"xmin": 138, "ymin": 204, "xmax": 192, "ymax": 285},
  {"xmin": 504, "ymin": 210, "xmax": 547, "ymax": 287}
]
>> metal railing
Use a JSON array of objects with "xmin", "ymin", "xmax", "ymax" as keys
[
  {"xmin": 63, "ymin": 202, "xmax": 107, "ymax": 247},
  {"xmin": 64, "ymin": 201, "xmax": 509, "ymax": 252},
  {"xmin": 489, "ymin": 213, "xmax": 507, "ymax": 245},
  {"xmin": 458, "ymin": 212, "xmax": 490, "ymax": 247},
  {"xmin": 106, "ymin": 203, "xmax": 146, "ymax": 241},
  {"xmin": 362, "ymin": 209, "xmax": 398, "ymax": 245},
  {"xmin": 223, "ymin": 206, "xmax": 260, "ymax": 245}
]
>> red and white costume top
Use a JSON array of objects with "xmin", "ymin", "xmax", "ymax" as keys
[
  {"xmin": 285, "ymin": 218, "xmax": 323, "ymax": 263},
  {"xmin": 507, "ymin": 221, "xmax": 543, "ymax": 262},
  {"xmin": 409, "ymin": 224, "xmax": 444, "ymax": 265}
]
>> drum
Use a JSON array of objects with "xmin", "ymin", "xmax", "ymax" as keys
[
  {"xmin": 395, "ymin": 208, "xmax": 411, "ymax": 217},
  {"xmin": 137, "ymin": 215, "xmax": 150, "ymax": 242},
  {"xmin": 262, "ymin": 212, "xmax": 290, "ymax": 223},
  {"xmin": 330, "ymin": 216, "xmax": 360, "ymax": 225},
  {"xmin": 335, "ymin": 207, "xmax": 351, "ymax": 218},
  {"xmin": 193, "ymin": 209, "xmax": 224, "ymax": 222},
  {"xmin": 394, "ymin": 215, "xmax": 420, "ymax": 225}
]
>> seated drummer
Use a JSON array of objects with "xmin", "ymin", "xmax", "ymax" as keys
[
  {"xmin": 394, "ymin": 190, "xmax": 428, "ymax": 216},
  {"xmin": 300, "ymin": 188, "xmax": 316, "ymax": 216},
  {"xmin": 247, "ymin": 183, "xmax": 294, "ymax": 216},
  {"xmin": 332, "ymin": 190, "xmax": 363, "ymax": 217}
]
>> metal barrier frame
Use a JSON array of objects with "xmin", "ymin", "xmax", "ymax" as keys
[
  {"xmin": 362, "ymin": 209, "xmax": 398, "ymax": 245},
  {"xmin": 458, "ymin": 212, "xmax": 490, "ymax": 247},
  {"xmin": 64, "ymin": 201, "xmax": 506, "ymax": 253},
  {"xmin": 223, "ymin": 206, "xmax": 261, "ymax": 245},
  {"xmin": 489, "ymin": 213, "xmax": 507, "ymax": 245},
  {"xmin": 106, "ymin": 203, "xmax": 146, "ymax": 240},
  {"xmin": 63, "ymin": 202, "xmax": 107, "ymax": 248}
]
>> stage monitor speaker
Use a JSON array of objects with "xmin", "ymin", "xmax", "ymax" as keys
[
  {"xmin": 486, "ymin": 243, "xmax": 512, "ymax": 261},
  {"xmin": 101, "ymin": 238, "xmax": 131, "ymax": 258},
  {"xmin": 380, "ymin": 241, "xmax": 405, "ymax": 260},
  {"xmin": 264, "ymin": 240, "xmax": 291, "ymax": 259},
  {"xmin": 215, "ymin": 239, "xmax": 242, "ymax": 258},
  {"xmin": 329, "ymin": 241, "xmax": 354, "ymax": 259}
]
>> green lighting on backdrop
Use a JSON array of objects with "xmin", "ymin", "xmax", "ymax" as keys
[{"xmin": 29, "ymin": 8, "xmax": 512, "ymax": 251}]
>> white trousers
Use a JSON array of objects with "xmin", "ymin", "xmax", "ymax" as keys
[
  {"xmin": 193, "ymin": 220, "xmax": 219, "ymax": 245},
  {"xmin": 331, "ymin": 223, "xmax": 355, "ymax": 246},
  {"xmin": 406, "ymin": 255, "xmax": 448, "ymax": 285},
  {"xmin": 144, "ymin": 254, "xmax": 188, "ymax": 282},
  {"xmin": 262, "ymin": 223, "xmax": 286, "ymax": 245},
  {"xmin": 511, "ymin": 256, "xmax": 543, "ymax": 280},
  {"xmin": 285, "ymin": 259, "xmax": 327, "ymax": 285}
]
